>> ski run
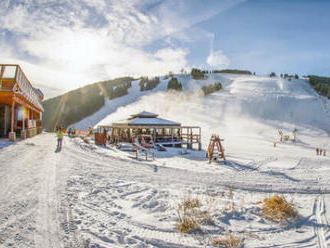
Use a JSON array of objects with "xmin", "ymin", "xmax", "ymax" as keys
[{"xmin": 1, "ymin": 74, "xmax": 330, "ymax": 247}]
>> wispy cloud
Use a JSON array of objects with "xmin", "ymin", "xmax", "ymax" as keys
[{"xmin": 0, "ymin": 0, "xmax": 243, "ymax": 97}]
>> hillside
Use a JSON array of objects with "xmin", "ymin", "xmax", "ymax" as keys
[{"xmin": 42, "ymin": 77, "xmax": 134, "ymax": 131}]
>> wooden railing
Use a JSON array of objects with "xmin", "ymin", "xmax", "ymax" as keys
[{"xmin": 0, "ymin": 64, "xmax": 43, "ymax": 111}]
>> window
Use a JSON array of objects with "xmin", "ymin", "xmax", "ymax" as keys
[{"xmin": 2, "ymin": 66, "xmax": 17, "ymax": 78}]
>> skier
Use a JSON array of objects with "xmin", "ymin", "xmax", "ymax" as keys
[
  {"xmin": 316, "ymin": 147, "xmax": 319, "ymax": 155},
  {"xmin": 320, "ymin": 148, "xmax": 323, "ymax": 156},
  {"xmin": 57, "ymin": 127, "xmax": 64, "ymax": 148},
  {"xmin": 324, "ymin": 149, "xmax": 326, "ymax": 156}
]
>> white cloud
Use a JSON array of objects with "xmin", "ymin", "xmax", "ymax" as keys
[
  {"xmin": 0, "ymin": 0, "xmax": 244, "ymax": 98},
  {"xmin": 207, "ymin": 50, "xmax": 230, "ymax": 68}
]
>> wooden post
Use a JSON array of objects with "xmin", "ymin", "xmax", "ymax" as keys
[
  {"xmin": 171, "ymin": 128, "xmax": 174, "ymax": 147},
  {"xmin": 10, "ymin": 100, "xmax": 15, "ymax": 132},
  {"xmin": 22, "ymin": 108, "xmax": 25, "ymax": 131},
  {"xmin": 0, "ymin": 65, "xmax": 5, "ymax": 87}
]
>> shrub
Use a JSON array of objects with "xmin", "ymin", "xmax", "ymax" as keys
[
  {"xmin": 202, "ymin": 82, "xmax": 222, "ymax": 95},
  {"xmin": 176, "ymin": 196, "xmax": 209, "ymax": 233},
  {"xmin": 211, "ymin": 234, "xmax": 243, "ymax": 248},
  {"xmin": 270, "ymin": 72, "xmax": 276, "ymax": 77},
  {"xmin": 258, "ymin": 195, "xmax": 298, "ymax": 223},
  {"xmin": 139, "ymin": 77, "xmax": 160, "ymax": 91},
  {"xmin": 167, "ymin": 77, "xmax": 183, "ymax": 91},
  {"xmin": 191, "ymin": 68, "xmax": 206, "ymax": 79},
  {"xmin": 308, "ymin": 75, "xmax": 330, "ymax": 98},
  {"xmin": 177, "ymin": 216, "xmax": 200, "ymax": 233}
]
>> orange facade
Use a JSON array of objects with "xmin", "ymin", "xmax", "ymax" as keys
[{"xmin": 0, "ymin": 64, "xmax": 44, "ymax": 139}]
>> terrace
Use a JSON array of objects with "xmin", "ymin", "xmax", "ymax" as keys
[{"xmin": 0, "ymin": 64, "xmax": 44, "ymax": 140}]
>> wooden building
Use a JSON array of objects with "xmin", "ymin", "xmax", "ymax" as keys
[
  {"xmin": 97, "ymin": 111, "xmax": 201, "ymax": 150},
  {"xmin": 0, "ymin": 64, "xmax": 44, "ymax": 141}
]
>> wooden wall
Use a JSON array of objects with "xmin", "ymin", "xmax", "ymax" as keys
[
  {"xmin": 0, "ymin": 105, "xmax": 10, "ymax": 137},
  {"xmin": 1, "ymin": 78, "xmax": 15, "ymax": 90}
]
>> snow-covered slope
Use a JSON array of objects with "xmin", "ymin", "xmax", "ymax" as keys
[
  {"xmin": 1, "ymin": 74, "xmax": 330, "ymax": 248},
  {"xmin": 88, "ymin": 74, "xmax": 330, "ymax": 151}
]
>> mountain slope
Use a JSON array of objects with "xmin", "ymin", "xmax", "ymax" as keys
[
  {"xmin": 94, "ymin": 74, "xmax": 330, "ymax": 152},
  {"xmin": 42, "ymin": 77, "xmax": 133, "ymax": 131}
]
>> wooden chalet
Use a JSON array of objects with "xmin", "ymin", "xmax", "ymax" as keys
[
  {"xmin": 97, "ymin": 111, "xmax": 201, "ymax": 150},
  {"xmin": 0, "ymin": 64, "xmax": 44, "ymax": 141}
]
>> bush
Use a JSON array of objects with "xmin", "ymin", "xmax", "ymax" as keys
[
  {"xmin": 211, "ymin": 234, "xmax": 243, "ymax": 248},
  {"xmin": 191, "ymin": 68, "xmax": 206, "ymax": 79},
  {"xmin": 167, "ymin": 77, "xmax": 183, "ymax": 91},
  {"xmin": 258, "ymin": 195, "xmax": 298, "ymax": 223},
  {"xmin": 270, "ymin": 72, "xmax": 276, "ymax": 77},
  {"xmin": 308, "ymin": 75, "xmax": 330, "ymax": 98},
  {"xmin": 139, "ymin": 77, "xmax": 160, "ymax": 91},
  {"xmin": 175, "ymin": 196, "xmax": 212, "ymax": 233},
  {"xmin": 202, "ymin": 82, "xmax": 222, "ymax": 95}
]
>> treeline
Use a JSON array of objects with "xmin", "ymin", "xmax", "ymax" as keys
[
  {"xmin": 270, "ymin": 72, "xmax": 299, "ymax": 80},
  {"xmin": 308, "ymin": 75, "xmax": 330, "ymax": 98},
  {"xmin": 201, "ymin": 82, "xmax": 222, "ymax": 95},
  {"xmin": 167, "ymin": 77, "xmax": 183, "ymax": 91},
  {"xmin": 191, "ymin": 68, "xmax": 206, "ymax": 80},
  {"xmin": 42, "ymin": 77, "xmax": 134, "ymax": 131},
  {"xmin": 213, "ymin": 69, "xmax": 252, "ymax": 75},
  {"xmin": 280, "ymin": 73, "xmax": 299, "ymax": 79},
  {"xmin": 139, "ymin": 77, "xmax": 160, "ymax": 91}
]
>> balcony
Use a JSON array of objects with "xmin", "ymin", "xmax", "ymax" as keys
[{"xmin": 0, "ymin": 64, "xmax": 43, "ymax": 112}]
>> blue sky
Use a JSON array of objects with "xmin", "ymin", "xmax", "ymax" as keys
[{"xmin": 1, "ymin": 0, "xmax": 329, "ymax": 97}]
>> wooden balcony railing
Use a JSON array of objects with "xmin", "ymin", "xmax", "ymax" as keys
[{"xmin": 0, "ymin": 64, "xmax": 43, "ymax": 111}]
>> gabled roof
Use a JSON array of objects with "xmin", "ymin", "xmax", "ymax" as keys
[
  {"xmin": 128, "ymin": 117, "xmax": 180, "ymax": 126},
  {"xmin": 112, "ymin": 111, "xmax": 181, "ymax": 127},
  {"xmin": 130, "ymin": 111, "xmax": 158, "ymax": 118}
]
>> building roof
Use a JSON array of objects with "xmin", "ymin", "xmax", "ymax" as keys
[
  {"xmin": 112, "ymin": 111, "xmax": 181, "ymax": 127},
  {"xmin": 130, "ymin": 111, "xmax": 158, "ymax": 118}
]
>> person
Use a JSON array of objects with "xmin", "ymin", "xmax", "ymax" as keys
[
  {"xmin": 316, "ymin": 147, "xmax": 319, "ymax": 155},
  {"xmin": 320, "ymin": 148, "xmax": 323, "ymax": 156},
  {"xmin": 57, "ymin": 127, "xmax": 64, "ymax": 148},
  {"xmin": 324, "ymin": 149, "xmax": 326, "ymax": 156},
  {"xmin": 68, "ymin": 127, "xmax": 72, "ymax": 137}
]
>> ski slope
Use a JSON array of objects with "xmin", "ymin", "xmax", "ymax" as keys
[{"xmin": 0, "ymin": 74, "xmax": 330, "ymax": 247}]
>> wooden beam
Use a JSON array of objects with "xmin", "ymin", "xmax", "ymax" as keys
[
  {"xmin": 0, "ymin": 66, "xmax": 5, "ymax": 85},
  {"xmin": 11, "ymin": 100, "xmax": 15, "ymax": 132}
]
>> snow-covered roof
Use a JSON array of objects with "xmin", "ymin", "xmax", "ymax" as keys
[
  {"xmin": 112, "ymin": 112, "xmax": 181, "ymax": 127},
  {"xmin": 128, "ymin": 117, "xmax": 180, "ymax": 126},
  {"xmin": 130, "ymin": 111, "xmax": 158, "ymax": 118}
]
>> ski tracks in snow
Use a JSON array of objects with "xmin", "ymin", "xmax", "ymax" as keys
[{"xmin": 313, "ymin": 195, "xmax": 330, "ymax": 248}]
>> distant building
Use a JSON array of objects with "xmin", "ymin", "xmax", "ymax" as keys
[{"xmin": 0, "ymin": 64, "xmax": 44, "ymax": 141}]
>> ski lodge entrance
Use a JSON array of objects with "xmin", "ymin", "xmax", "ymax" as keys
[
  {"xmin": 97, "ymin": 111, "xmax": 201, "ymax": 150},
  {"xmin": 0, "ymin": 65, "xmax": 44, "ymax": 141}
]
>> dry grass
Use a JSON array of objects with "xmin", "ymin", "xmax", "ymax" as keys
[
  {"xmin": 182, "ymin": 197, "xmax": 201, "ymax": 209},
  {"xmin": 211, "ymin": 234, "xmax": 243, "ymax": 248},
  {"xmin": 258, "ymin": 195, "xmax": 298, "ymax": 223},
  {"xmin": 177, "ymin": 216, "xmax": 200, "ymax": 233},
  {"xmin": 176, "ymin": 196, "xmax": 207, "ymax": 233}
]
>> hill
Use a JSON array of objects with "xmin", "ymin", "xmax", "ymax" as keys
[{"xmin": 42, "ymin": 77, "xmax": 134, "ymax": 131}]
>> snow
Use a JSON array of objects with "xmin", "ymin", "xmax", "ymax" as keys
[
  {"xmin": 0, "ymin": 74, "xmax": 330, "ymax": 247},
  {"xmin": 123, "ymin": 117, "xmax": 180, "ymax": 126}
]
